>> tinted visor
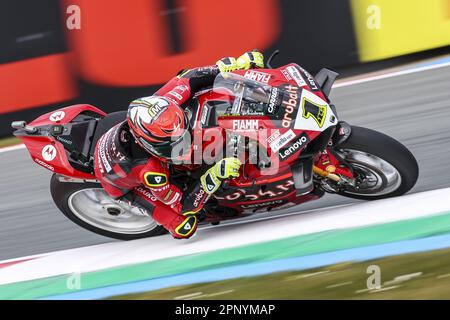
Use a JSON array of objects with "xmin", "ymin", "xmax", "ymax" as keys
[{"xmin": 139, "ymin": 129, "xmax": 192, "ymax": 160}]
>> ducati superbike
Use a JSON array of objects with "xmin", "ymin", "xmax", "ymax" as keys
[{"xmin": 11, "ymin": 56, "xmax": 419, "ymax": 240}]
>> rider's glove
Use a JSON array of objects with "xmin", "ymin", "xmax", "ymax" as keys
[
  {"xmin": 237, "ymin": 50, "xmax": 265, "ymax": 70},
  {"xmin": 200, "ymin": 157, "xmax": 241, "ymax": 194},
  {"xmin": 216, "ymin": 57, "xmax": 239, "ymax": 73}
]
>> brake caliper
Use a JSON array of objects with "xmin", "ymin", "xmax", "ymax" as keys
[{"xmin": 313, "ymin": 150, "xmax": 354, "ymax": 182}]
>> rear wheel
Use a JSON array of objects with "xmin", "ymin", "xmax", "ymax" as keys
[
  {"xmin": 50, "ymin": 174, "xmax": 166, "ymax": 240},
  {"xmin": 327, "ymin": 126, "xmax": 419, "ymax": 200}
]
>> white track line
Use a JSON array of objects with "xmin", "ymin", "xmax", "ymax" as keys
[
  {"xmin": 334, "ymin": 61, "xmax": 450, "ymax": 88},
  {"xmin": 0, "ymin": 253, "xmax": 48, "ymax": 265},
  {"xmin": 0, "ymin": 203, "xmax": 350, "ymax": 265},
  {"xmin": 1, "ymin": 188, "xmax": 450, "ymax": 285},
  {"xmin": 200, "ymin": 203, "xmax": 353, "ymax": 230},
  {"xmin": 0, "ymin": 144, "xmax": 25, "ymax": 154}
]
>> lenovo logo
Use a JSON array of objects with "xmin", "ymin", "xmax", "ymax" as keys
[{"xmin": 279, "ymin": 134, "xmax": 310, "ymax": 160}]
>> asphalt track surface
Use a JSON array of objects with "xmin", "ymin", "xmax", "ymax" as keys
[{"xmin": 1, "ymin": 64, "xmax": 450, "ymax": 260}]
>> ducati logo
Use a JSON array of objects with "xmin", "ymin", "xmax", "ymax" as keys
[
  {"xmin": 155, "ymin": 176, "xmax": 162, "ymax": 183},
  {"xmin": 184, "ymin": 223, "xmax": 191, "ymax": 230},
  {"xmin": 49, "ymin": 111, "xmax": 65, "ymax": 122},
  {"xmin": 42, "ymin": 145, "xmax": 57, "ymax": 161}
]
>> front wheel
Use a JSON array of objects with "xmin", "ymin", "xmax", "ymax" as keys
[
  {"xmin": 327, "ymin": 126, "xmax": 419, "ymax": 200},
  {"xmin": 50, "ymin": 174, "xmax": 166, "ymax": 240}
]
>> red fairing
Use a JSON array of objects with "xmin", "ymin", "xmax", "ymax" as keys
[
  {"xmin": 233, "ymin": 63, "xmax": 329, "ymax": 101},
  {"xmin": 29, "ymin": 104, "xmax": 106, "ymax": 127},
  {"xmin": 190, "ymin": 64, "xmax": 333, "ymax": 213},
  {"xmin": 21, "ymin": 135, "xmax": 94, "ymax": 179},
  {"xmin": 19, "ymin": 104, "xmax": 106, "ymax": 179}
]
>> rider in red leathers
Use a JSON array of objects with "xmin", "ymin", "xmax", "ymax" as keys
[{"xmin": 94, "ymin": 51, "xmax": 265, "ymax": 239}]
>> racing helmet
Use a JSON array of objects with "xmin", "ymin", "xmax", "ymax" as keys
[{"xmin": 127, "ymin": 96, "xmax": 192, "ymax": 161}]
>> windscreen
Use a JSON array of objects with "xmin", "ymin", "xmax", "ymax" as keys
[{"xmin": 213, "ymin": 72, "xmax": 275, "ymax": 115}]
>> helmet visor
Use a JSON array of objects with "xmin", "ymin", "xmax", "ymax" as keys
[{"xmin": 138, "ymin": 128, "xmax": 192, "ymax": 160}]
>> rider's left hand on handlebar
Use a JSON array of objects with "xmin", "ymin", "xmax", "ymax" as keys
[
  {"xmin": 237, "ymin": 50, "xmax": 265, "ymax": 70},
  {"xmin": 216, "ymin": 57, "xmax": 239, "ymax": 73},
  {"xmin": 201, "ymin": 158, "xmax": 242, "ymax": 194},
  {"xmin": 215, "ymin": 157, "xmax": 241, "ymax": 180},
  {"xmin": 216, "ymin": 50, "xmax": 264, "ymax": 73}
]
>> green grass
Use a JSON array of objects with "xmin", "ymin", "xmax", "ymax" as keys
[
  {"xmin": 111, "ymin": 247, "xmax": 450, "ymax": 300},
  {"xmin": 0, "ymin": 136, "xmax": 21, "ymax": 148}
]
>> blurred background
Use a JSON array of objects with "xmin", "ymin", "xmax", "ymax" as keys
[
  {"xmin": 1, "ymin": 0, "xmax": 450, "ymax": 300},
  {"xmin": 1, "ymin": 0, "xmax": 450, "ymax": 137}
]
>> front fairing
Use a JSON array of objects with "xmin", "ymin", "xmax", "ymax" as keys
[{"xmin": 212, "ymin": 72, "xmax": 338, "ymax": 132}]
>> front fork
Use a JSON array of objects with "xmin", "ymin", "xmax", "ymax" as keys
[{"xmin": 313, "ymin": 121, "xmax": 354, "ymax": 185}]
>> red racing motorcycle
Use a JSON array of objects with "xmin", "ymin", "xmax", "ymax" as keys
[{"xmin": 11, "ymin": 57, "xmax": 419, "ymax": 240}]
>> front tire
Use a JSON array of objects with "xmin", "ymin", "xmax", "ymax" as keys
[
  {"xmin": 50, "ymin": 174, "xmax": 166, "ymax": 240},
  {"xmin": 332, "ymin": 126, "xmax": 419, "ymax": 200}
]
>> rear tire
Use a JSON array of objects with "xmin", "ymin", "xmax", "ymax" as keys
[
  {"xmin": 333, "ymin": 126, "xmax": 419, "ymax": 200},
  {"xmin": 50, "ymin": 174, "xmax": 167, "ymax": 240}
]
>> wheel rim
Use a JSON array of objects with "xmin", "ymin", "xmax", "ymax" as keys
[
  {"xmin": 335, "ymin": 149, "xmax": 402, "ymax": 197},
  {"xmin": 68, "ymin": 188, "xmax": 158, "ymax": 234}
]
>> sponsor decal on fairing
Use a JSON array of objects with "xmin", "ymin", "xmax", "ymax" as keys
[
  {"xmin": 241, "ymin": 199, "xmax": 284, "ymax": 209},
  {"xmin": 34, "ymin": 158, "xmax": 55, "ymax": 171},
  {"xmin": 244, "ymin": 70, "xmax": 271, "ymax": 84},
  {"xmin": 286, "ymin": 66, "xmax": 307, "ymax": 87},
  {"xmin": 267, "ymin": 130, "xmax": 281, "ymax": 145},
  {"xmin": 269, "ymin": 129, "xmax": 296, "ymax": 152},
  {"xmin": 56, "ymin": 136, "xmax": 72, "ymax": 145},
  {"xmin": 281, "ymin": 85, "xmax": 300, "ymax": 128},
  {"xmin": 281, "ymin": 68, "xmax": 292, "ymax": 81},
  {"xmin": 232, "ymin": 119, "xmax": 259, "ymax": 131},
  {"xmin": 42, "ymin": 145, "xmax": 57, "ymax": 161},
  {"xmin": 49, "ymin": 111, "xmax": 65, "ymax": 122},
  {"xmin": 298, "ymin": 66, "xmax": 319, "ymax": 91},
  {"xmin": 267, "ymin": 87, "xmax": 280, "ymax": 114},
  {"xmin": 293, "ymin": 89, "xmax": 336, "ymax": 132},
  {"xmin": 278, "ymin": 133, "xmax": 310, "ymax": 160}
]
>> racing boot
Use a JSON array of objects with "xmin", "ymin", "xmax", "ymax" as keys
[{"xmin": 152, "ymin": 207, "xmax": 198, "ymax": 239}]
